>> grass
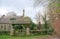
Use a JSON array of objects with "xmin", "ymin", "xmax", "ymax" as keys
[{"xmin": 0, "ymin": 35, "xmax": 50, "ymax": 39}]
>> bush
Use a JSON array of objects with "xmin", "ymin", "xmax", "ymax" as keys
[
  {"xmin": 13, "ymin": 25, "xmax": 23, "ymax": 29},
  {"xmin": 30, "ymin": 29, "xmax": 54, "ymax": 35},
  {"xmin": 42, "ymin": 29, "xmax": 54, "ymax": 35},
  {"xmin": 0, "ymin": 30, "xmax": 10, "ymax": 35}
]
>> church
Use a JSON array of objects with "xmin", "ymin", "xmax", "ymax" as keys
[{"xmin": 0, "ymin": 9, "xmax": 31, "ymax": 35}]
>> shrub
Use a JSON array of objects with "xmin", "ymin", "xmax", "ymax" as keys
[
  {"xmin": 0, "ymin": 30, "xmax": 10, "ymax": 35},
  {"xmin": 30, "ymin": 29, "xmax": 54, "ymax": 35},
  {"xmin": 13, "ymin": 25, "xmax": 23, "ymax": 29}
]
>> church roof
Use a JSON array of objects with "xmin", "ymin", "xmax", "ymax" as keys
[{"xmin": 0, "ymin": 16, "xmax": 31, "ymax": 24}]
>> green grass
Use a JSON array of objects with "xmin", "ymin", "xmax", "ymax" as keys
[{"xmin": 0, "ymin": 35, "xmax": 49, "ymax": 39}]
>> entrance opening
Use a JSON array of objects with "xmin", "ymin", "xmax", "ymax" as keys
[{"xmin": 12, "ymin": 24, "xmax": 26, "ymax": 36}]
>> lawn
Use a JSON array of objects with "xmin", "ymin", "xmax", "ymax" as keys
[{"xmin": 0, "ymin": 35, "xmax": 49, "ymax": 39}]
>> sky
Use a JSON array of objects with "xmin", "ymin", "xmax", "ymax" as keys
[{"xmin": 0, "ymin": 0, "xmax": 49, "ymax": 23}]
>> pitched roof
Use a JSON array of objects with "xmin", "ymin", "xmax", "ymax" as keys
[{"xmin": 0, "ymin": 16, "xmax": 31, "ymax": 24}]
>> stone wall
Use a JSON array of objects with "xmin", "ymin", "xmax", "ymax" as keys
[
  {"xmin": 0, "ymin": 24, "xmax": 12, "ymax": 31},
  {"xmin": 53, "ymin": 18, "xmax": 60, "ymax": 38}
]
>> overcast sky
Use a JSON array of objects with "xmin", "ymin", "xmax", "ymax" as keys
[{"xmin": 0, "ymin": 0, "xmax": 49, "ymax": 23}]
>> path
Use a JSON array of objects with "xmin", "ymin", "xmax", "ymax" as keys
[{"xmin": 31, "ymin": 36, "xmax": 60, "ymax": 39}]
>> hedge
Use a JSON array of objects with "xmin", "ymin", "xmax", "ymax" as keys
[{"xmin": 0, "ymin": 30, "xmax": 10, "ymax": 35}]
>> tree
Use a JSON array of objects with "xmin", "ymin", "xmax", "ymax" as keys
[
  {"xmin": 34, "ymin": 0, "xmax": 50, "ymax": 7},
  {"xmin": 30, "ymin": 21, "xmax": 37, "ymax": 30},
  {"xmin": 13, "ymin": 25, "xmax": 23, "ymax": 29},
  {"xmin": 48, "ymin": 0, "xmax": 60, "ymax": 22},
  {"xmin": 48, "ymin": 0, "xmax": 60, "ymax": 37},
  {"xmin": 34, "ymin": 0, "xmax": 41, "ymax": 7},
  {"xmin": 42, "ymin": 13, "xmax": 48, "ymax": 29},
  {"xmin": 12, "ymin": 24, "xmax": 23, "ymax": 36},
  {"xmin": 35, "ymin": 12, "xmax": 41, "ymax": 29},
  {"xmin": 6, "ymin": 11, "xmax": 17, "ymax": 17}
]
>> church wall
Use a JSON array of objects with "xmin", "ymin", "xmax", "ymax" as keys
[{"xmin": 0, "ymin": 24, "xmax": 12, "ymax": 31}]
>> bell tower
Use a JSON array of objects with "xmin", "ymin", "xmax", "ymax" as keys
[{"xmin": 23, "ymin": 9, "xmax": 25, "ymax": 17}]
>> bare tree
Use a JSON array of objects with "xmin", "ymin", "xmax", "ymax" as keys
[
  {"xmin": 48, "ymin": 0, "xmax": 60, "ymax": 37},
  {"xmin": 42, "ymin": 12, "xmax": 48, "ymax": 29},
  {"xmin": 34, "ymin": 0, "xmax": 60, "ymax": 22},
  {"xmin": 48, "ymin": 0, "xmax": 60, "ymax": 22},
  {"xmin": 34, "ymin": 0, "xmax": 50, "ymax": 7},
  {"xmin": 35, "ymin": 10, "xmax": 50, "ymax": 30},
  {"xmin": 34, "ymin": 0, "xmax": 50, "ymax": 29},
  {"xmin": 35, "ymin": 12, "xmax": 41, "ymax": 29}
]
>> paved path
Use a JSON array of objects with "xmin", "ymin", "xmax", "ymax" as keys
[{"xmin": 31, "ymin": 36, "xmax": 60, "ymax": 39}]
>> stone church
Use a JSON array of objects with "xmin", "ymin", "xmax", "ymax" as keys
[{"xmin": 0, "ymin": 9, "xmax": 31, "ymax": 35}]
